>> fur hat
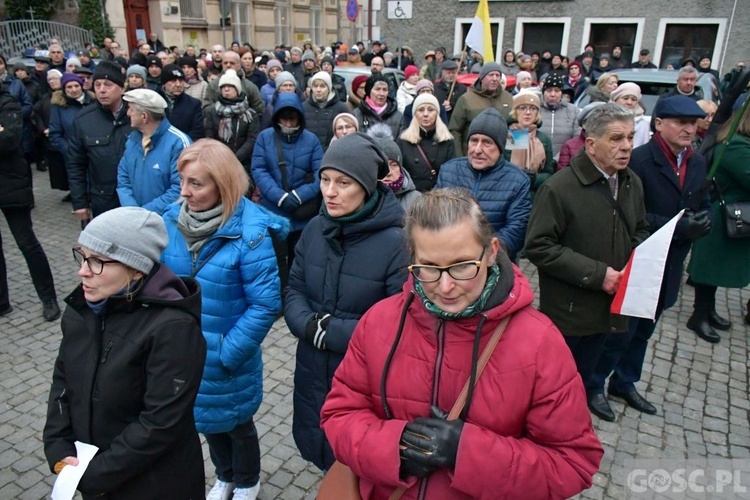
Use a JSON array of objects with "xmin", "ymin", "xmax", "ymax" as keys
[
  {"xmin": 78, "ymin": 207, "xmax": 167, "ymax": 275},
  {"xmin": 218, "ymin": 69, "xmax": 243, "ymax": 94}
]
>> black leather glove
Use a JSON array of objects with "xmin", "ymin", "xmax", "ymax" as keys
[
  {"xmin": 676, "ymin": 210, "xmax": 712, "ymax": 240},
  {"xmin": 399, "ymin": 450, "xmax": 436, "ymax": 479},
  {"xmin": 279, "ymin": 192, "xmax": 300, "ymax": 213},
  {"xmin": 305, "ymin": 313, "xmax": 331, "ymax": 349},
  {"xmin": 400, "ymin": 406, "xmax": 464, "ymax": 470}
]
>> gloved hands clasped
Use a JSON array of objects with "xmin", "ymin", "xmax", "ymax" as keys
[
  {"xmin": 305, "ymin": 312, "xmax": 331, "ymax": 349},
  {"xmin": 676, "ymin": 210, "xmax": 712, "ymax": 240},
  {"xmin": 279, "ymin": 191, "xmax": 302, "ymax": 213},
  {"xmin": 399, "ymin": 406, "xmax": 464, "ymax": 479}
]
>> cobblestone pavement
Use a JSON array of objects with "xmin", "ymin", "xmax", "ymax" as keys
[{"xmin": 1, "ymin": 170, "xmax": 748, "ymax": 499}]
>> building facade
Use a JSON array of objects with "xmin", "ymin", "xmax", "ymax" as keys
[{"xmin": 376, "ymin": 0, "xmax": 747, "ymax": 74}]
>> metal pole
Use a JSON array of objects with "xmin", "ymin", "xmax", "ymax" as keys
[
  {"xmin": 367, "ymin": 0, "xmax": 373, "ymax": 43},
  {"xmin": 398, "ymin": 20, "xmax": 402, "ymax": 69}
]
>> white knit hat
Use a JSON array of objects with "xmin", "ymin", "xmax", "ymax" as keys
[
  {"xmin": 310, "ymin": 71, "xmax": 332, "ymax": 91},
  {"xmin": 218, "ymin": 69, "xmax": 243, "ymax": 95}
]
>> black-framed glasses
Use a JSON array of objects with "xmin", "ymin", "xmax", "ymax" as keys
[
  {"xmin": 73, "ymin": 247, "xmax": 119, "ymax": 275},
  {"xmin": 408, "ymin": 247, "xmax": 487, "ymax": 283}
]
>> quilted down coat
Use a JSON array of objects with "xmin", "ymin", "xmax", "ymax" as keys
[
  {"xmin": 436, "ymin": 157, "xmax": 531, "ymax": 259},
  {"xmin": 161, "ymin": 198, "xmax": 282, "ymax": 434},
  {"xmin": 251, "ymin": 93, "xmax": 323, "ymax": 233},
  {"xmin": 302, "ymin": 94, "xmax": 349, "ymax": 151},
  {"xmin": 321, "ymin": 259, "xmax": 603, "ymax": 500},
  {"xmin": 48, "ymin": 90, "xmax": 95, "ymax": 157},
  {"xmin": 284, "ymin": 184, "xmax": 409, "ymax": 471}
]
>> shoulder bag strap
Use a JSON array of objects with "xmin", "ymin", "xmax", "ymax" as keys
[
  {"xmin": 415, "ymin": 144, "xmax": 436, "ymax": 176},
  {"xmin": 274, "ymin": 134, "xmax": 290, "ymax": 191},
  {"xmin": 388, "ymin": 315, "xmax": 511, "ymax": 500}
]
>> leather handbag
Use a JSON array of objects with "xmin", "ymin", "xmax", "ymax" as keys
[
  {"xmin": 275, "ymin": 135, "xmax": 321, "ymax": 220},
  {"xmin": 316, "ymin": 315, "xmax": 512, "ymax": 500},
  {"xmin": 714, "ymin": 179, "xmax": 750, "ymax": 239}
]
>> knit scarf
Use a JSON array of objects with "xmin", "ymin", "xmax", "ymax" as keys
[
  {"xmin": 384, "ymin": 171, "xmax": 405, "ymax": 192},
  {"xmin": 214, "ymin": 96, "xmax": 253, "ymax": 144},
  {"xmin": 568, "ymin": 73, "xmax": 581, "ymax": 88},
  {"xmin": 510, "ymin": 127, "xmax": 546, "ymax": 172},
  {"xmin": 177, "ymin": 201, "xmax": 225, "ymax": 254},
  {"xmin": 365, "ymin": 96, "xmax": 387, "ymax": 115},
  {"xmin": 653, "ymin": 131, "xmax": 693, "ymax": 189},
  {"xmin": 184, "ymin": 74, "xmax": 201, "ymax": 85},
  {"xmin": 414, "ymin": 262, "xmax": 501, "ymax": 319},
  {"xmin": 322, "ymin": 188, "xmax": 380, "ymax": 224}
]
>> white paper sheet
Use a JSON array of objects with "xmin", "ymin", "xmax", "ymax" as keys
[{"xmin": 51, "ymin": 441, "xmax": 99, "ymax": 500}]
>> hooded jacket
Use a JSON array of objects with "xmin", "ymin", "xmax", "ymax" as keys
[
  {"xmin": 43, "ymin": 264, "xmax": 206, "ymax": 499},
  {"xmin": 448, "ymin": 80, "xmax": 513, "ymax": 156},
  {"xmin": 67, "ymin": 98, "xmax": 132, "ymax": 216},
  {"xmin": 162, "ymin": 198, "xmax": 282, "ymax": 433},
  {"xmin": 117, "ymin": 118, "xmax": 191, "ymax": 213},
  {"xmin": 251, "ymin": 92, "xmax": 323, "ymax": 232},
  {"xmin": 48, "ymin": 90, "xmax": 95, "ymax": 156},
  {"xmin": 285, "ymin": 184, "xmax": 409, "ymax": 471},
  {"xmin": 436, "ymin": 156, "xmax": 531, "ymax": 259},
  {"xmin": 320, "ymin": 258, "xmax": 603, "ymax": 499}
]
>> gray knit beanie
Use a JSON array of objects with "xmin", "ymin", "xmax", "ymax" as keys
[
  {"xmin": 366, "ymin": 123, "xmax": 401, "ymax": 165},
  {"xmin": 275, "ymin": 71, "xmax": 297, "ymax": 89},
  {"xmin": 321, "ymin": 132, "xmax": 389, "ymax": 196},
  {"xmin": 479, "ymin": 62, "xmax": 503, "ymax": 81},
  {"xmin": 126, "ymin": 64, "xmax": 147, "ymax": 80},
  {"xmin": 78, "ymin": 207, "xmax": 168, "ymax": 274},
  {"xmin": 302, "ymin": 50, "xmax": 316, "ymax": 62},
  {"xmin": 468, "ymin": 108, "xmax": 508, "ymax": 152}
]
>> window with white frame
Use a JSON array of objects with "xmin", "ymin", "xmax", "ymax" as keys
[
  {"xmin": 582, "ymin": 18, "xmax": 645, "ymax": 65},
  {"xmin": 453, "ymin": 18, "xmax": 504, "ymax": 62},
  {"xmin": 232, "ymin": 0, "xmax": 252, "ymax": 45},
  {"xmin": 514, "ymin": 17, "xmax": 571, "ymax": 57},
  {"xmin": 275, "ymin": 2, "xmax": 291, "ymax": 46},
  {"xmin": 654, "ymin": 18, "xmax": 726, "ymax": 69},
  {"xmin": 310, "ymin": 0, "xmax": 323, "ymax": 45}
]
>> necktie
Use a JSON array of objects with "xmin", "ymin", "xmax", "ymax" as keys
[{"xmin": 608, "ymin": 176, "xmax": 617, "ymax": 198}]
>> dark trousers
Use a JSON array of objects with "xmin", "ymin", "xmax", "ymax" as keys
[
  {"xmin": 693, "ymin": 283, "xmax": 718, "ymax": 312},
  {"xmin": 273, "ymin": 230, "xmax": 302, "ymax": 297},
  {"xmin": 0, "ymin": 207, "xmax": 56, "ymax": 307},
  {"xmin": 563, "ymin": 333, "xmax": 609, "ymax": 394},
  {"xmin": 590, "ymin": 310, "xmax": 663, "ymax": 395},
  {"xmin": 205, "ymin": 418, "xmax": 261, "ymax": 488}
]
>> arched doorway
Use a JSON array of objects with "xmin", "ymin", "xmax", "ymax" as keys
[{"xmin": 123, "ymin": 0, "xmax": 151, "ymax": 53}]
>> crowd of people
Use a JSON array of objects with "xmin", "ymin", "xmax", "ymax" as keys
[{"xmin": 0, "ymin": 32, "xmax": 746, "ymax": 499}]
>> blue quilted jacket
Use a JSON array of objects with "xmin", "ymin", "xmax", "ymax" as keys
[
  {"xmin": 436, "ymin": 156, "xmax": 532, "ymax": 259},
  {"xmin": 161, "ymin": 198, "xmax": 282, "ymax": 434},
  {"xmin": 251, "ymin": 93, "xmax": 323, "ymax": 232}
]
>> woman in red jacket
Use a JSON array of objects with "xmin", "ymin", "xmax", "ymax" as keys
[{"xmin": 320, "ymin": 188, "xmax": 603, "ymax": 499}]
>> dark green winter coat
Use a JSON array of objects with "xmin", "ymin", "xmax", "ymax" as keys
[
  {"xmin": 525, "ymin": 150, "xmax": 650, "ymax": 336},
  {"xmin": 688, "ymin": 135, "xmax": 750, "ymax": 287}
]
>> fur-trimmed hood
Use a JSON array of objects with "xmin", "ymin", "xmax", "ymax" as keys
[{"xmin": 51, "ymin": 89, "xmax": 96, "ymax": 107}]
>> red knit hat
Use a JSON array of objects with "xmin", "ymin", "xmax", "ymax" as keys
[
  {"xmin": 404, "ymin": 65, "xmax": 419, "ymax": 79},
  {"xmin": 351, "ymin": 74, "xmax": 369, "ymax": 95}
]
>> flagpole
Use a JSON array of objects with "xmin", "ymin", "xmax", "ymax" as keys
[{"xmin": 446, "ymin": 45, "xmax": 469, "ymax": 105}]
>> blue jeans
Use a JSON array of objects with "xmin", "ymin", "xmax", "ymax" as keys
[
  {"xmin": 590, "ymin": 311, "xmax": 662, "ymax": 395},
  {"xmin": 205, "ymin": 418, "xmax": 261, "ymax": 488},
  {"xmin": 563, "ymin": 333, "xmax": 609, "ymax": 395}
]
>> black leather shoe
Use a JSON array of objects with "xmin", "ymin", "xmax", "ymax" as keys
[
  {"xmin": 42, "ymin": 300, "xmax": 61, "ymax": 321},
  {"xmin": 687, "ymin": 316, "xmax": 721, "ymax": 343},
  {"xmin": 608, "ymin": 388, "xmax": 657, "ymax": 415},
  {"xmin": 587, "ymin": 393, "xmax": 615, "ymax": 421},
  {"xmin": 0, "ymin": 304, "xmax": 12, "ymax": 316},
  {"xmin": 709, "ymin": 311, "xmax": 731, "ymax": 331}
]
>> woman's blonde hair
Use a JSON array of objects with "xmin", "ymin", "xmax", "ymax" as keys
[
  {"xmin": 596, "ymin": 72, "xmax": 618, "ymax": 92},
  {"xmin": 400, "ymin": 102, "xmax": 453, "ymax": 144},
  {"xmin": 405, "ymin": 188, "xmax": 495, "ymax": 257},
  {"xmin": 176, "ymin": 139, "xmax": 249, "ymax": 223}
]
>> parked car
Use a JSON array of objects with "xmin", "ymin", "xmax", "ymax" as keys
[
  {"xmin": 333, "ymin": 66, "xmax": 404, "ymax": 94},
  {"xmin": 575, "ymin": 68, "xmax": 721, "ymax": 116}
]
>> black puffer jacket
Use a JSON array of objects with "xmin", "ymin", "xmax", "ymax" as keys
[
  {"xmin": 352, "ymin": 97, "xmax": 403, "ymax": 138},
  {"xmin": 204, "ymin": 95, "xmax": 260, "ymax": 168},
  {"xmin": 43, "ymin": 264, "xmax": 207, "ymax": 499},
  {"xmin": 0, "ymin": 88, "xmax": 32, "ymax": 208},
  {"xmin": 284, "ymin": 184, "xmax": 409, "ymax": 471},
  {"xmin": 302, "ymin": 94, "xmax": 349, "ymax": 151},
  {"xmin": 66, "ymin": 100, "xmax": 132, "ymax": 216},
  {"xmin": 397, "ymin": 128, "xmax": 456, "ymax": 192}
]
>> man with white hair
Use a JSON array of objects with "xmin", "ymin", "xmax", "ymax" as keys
[
  {"xmin": 204, "ymin": 50, "xmax": 264, "ymax": 114},
  {"xmin": 117, "ymin": 88, "xmax": 191, "ymax": 213},
  {"xmin": 660, "ymin": 66, "xmax": 704, "ymax": 102}
]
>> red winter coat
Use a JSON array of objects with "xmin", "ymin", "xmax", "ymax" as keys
[{"xmin": 321, "ymin": 266, "xmax": 603, "ymax": 500}]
